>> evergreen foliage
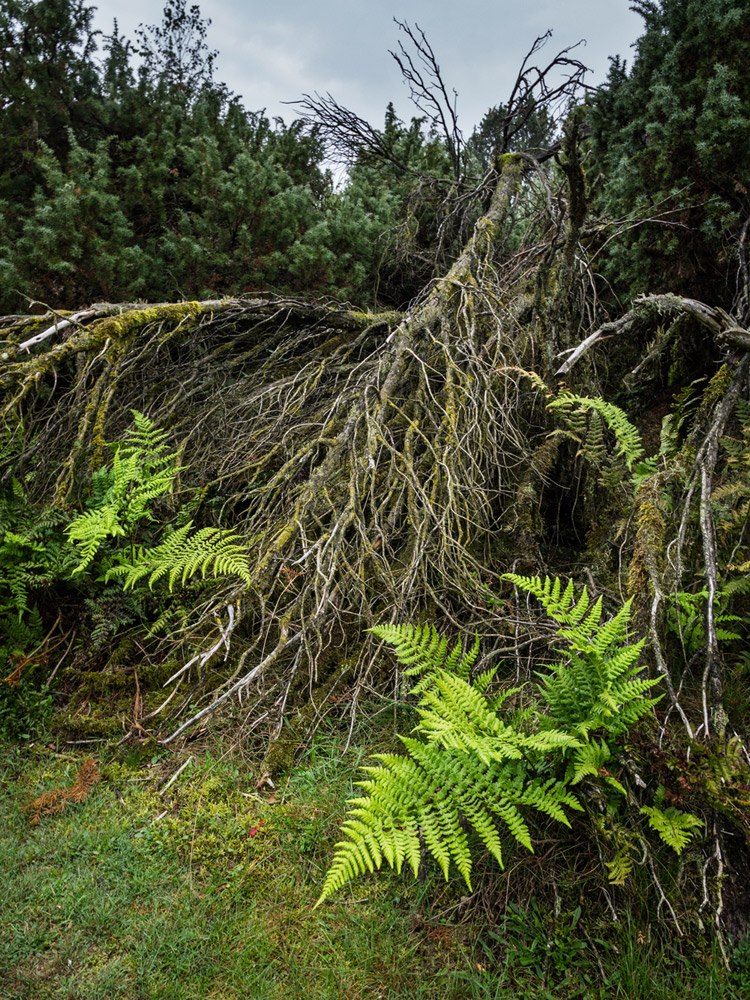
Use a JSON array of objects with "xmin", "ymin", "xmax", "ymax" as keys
[
  {"xmin": 588, "ymin": 0, "xmax": 750, "ymax": 307},
  {"xmin": 0, "ymin": 0, "xmax": 385, "ymax": 309}
]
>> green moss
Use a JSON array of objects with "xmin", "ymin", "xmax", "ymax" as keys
[
  {"xmin": 92, "ymin": 301, "xmax": 209, "ymax": 344},
  {"xmin": 74, "ymin": 668, "xmax": 133, "ymax": 694},
  {"xmin": 350, "ymin": 308, "xmax": 401, "ymax": 328},
  {"xmin": 263, "ymin": 647, "xmax": 360, "ymax": 778},
  {"xmin": 628, "ymin": 475, "xmax": 668, "ymax": 599}
]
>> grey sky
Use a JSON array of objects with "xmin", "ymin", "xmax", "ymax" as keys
[{"xmin": 89, "ymin": 1, "xmax": 644, "ymax": 133}]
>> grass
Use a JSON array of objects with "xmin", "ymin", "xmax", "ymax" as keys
[{"xmin": 0, "ymin": 710, "xmax": 747, "ymax": 1000}]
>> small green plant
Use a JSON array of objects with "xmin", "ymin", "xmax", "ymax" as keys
[
  {"xmin": 666, "ymin": 588, "xmax": 743, "ymax": 659},
  {"xmin": 66, "ymin": 410, "xmax": 180, "ymax": 574},
  {"xmin": 0, "ymin": 470, "xmax": 73, "ymax": 734},
  {"xmin": 640, "ymin": 787, "xmax": 703, "ymax": 855},
  {"xmin": 317, "ymin": 576, "xmax": 694, "ymax": 906},
  {"xmin": 489, "ymin": 899, "xmax": 590, "ymax": 986},
  {"xmin": 547, "ymin": 392, "xmax": 646, "ymax": 473},
  {"xmin": 66, "ymin": 410, "xmax": 251, "ymax": 588},
  {"xmin": 0, "ymin": 412, "xmax": 251, "ymax": 734}
]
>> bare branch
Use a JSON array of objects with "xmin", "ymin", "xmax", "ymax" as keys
[
  {"xmin": 291, "ymin": 92, "xmax": 425, "ymax": 177},
  {"xmin": 388, "ymin": 19, "xmax": 464, "ymax": 181},
  {"xmin": 556, "ymin": 293, "xmax": 750, "ymax": 375},
  {"xmin": 477, "ymin": 32, "xmax": 592, "ymax": 162}
]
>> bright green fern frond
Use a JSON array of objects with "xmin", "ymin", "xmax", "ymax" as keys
[
  {"xmin": 502, "ymin": 573, "xmax": 594, "ymax": 626},
  {"xmin": 557, "ymin": 595, "xmax": 604, "ymax": 644},
  {"xmin": 471, "ymin": 667, "xmax": 498, "ymax": 694},
  {"xmin": 461, "ymin": 797, "xmax": 506, "ymax": 866},
  {"xmin": 369, "ymin": 623, "xmax": 447, "ymax": 675},
  {"xmin": 589, "ymin": 600, "xmax": 634, "ymax": 656},
  {"xmin": 569, "ymin": 740, "xmax": 612, "ymax": 785},
  {"xmin": 507, "ymin": 574, "xmax": 658, "ymax": 737},
  {"xmin": 322, "ymin": 595, "xmax": 659, "ymax": 906},
  {"xmin": 640, "ymin": 805, "xmax": 703, "ymax": 854},
  {"xmin": 443, "ymin": 630, "xmax": 480, "ymax": 679},
  {"xmin": 517, "ymin": 777, "xmax": 583, "ymax": 826},
  {"xmin": 67, "ymin": 506, "xmax": 126, "ymax": 573},
  {"xmin": 567, "ymin": 585, "xmax": 590, "ymax": 624},
  {"xmin": 599, "ymin": 638, "xmax": 647, "ymax": 681},
  {"xmin": 605, "ymin": 850, "xmax": 634, "ymax": 884},
  {"xmin": 121, "ymin": 464, "xmax": 178, "ymax": 527},
  {"xmin": 117, "ymin": 409, "xmax": 176, "ymax": 471},
  {"xmin": 106, "ymin": 523, "xmax": 251, "ymax": 590}
]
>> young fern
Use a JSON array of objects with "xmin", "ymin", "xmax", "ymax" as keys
[
  {"xmin": 318, "ymin": 611, "xmax": 586, "ymax": 906},
  {"xmin": 640, "ymin": 805, "xmax": 703, "ymax": 855}
]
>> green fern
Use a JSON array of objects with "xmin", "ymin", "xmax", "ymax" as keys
[
  {"xmin": 371, "ymin": 623, "xmax": 480, "ymax": 681},
  {"xmin": 318, "ymin": 597, "xmax": 639, "ymax": 906},
  {"xmin": 502, "ymin": 573, "xmax": 661, "ymax": 739},
  {"xmin": 547, "ymin": 393, "xmax": 645, "ymax": 472},
  {"xmin": 106, "ymin": 523, "xmax": 251, "ymax": 590},
  {"xmin": 66, "ymin": 411, "xmax": 180, "ymax": 574},
  {"xmin": 605, "ymin": 849, "xmax": 635, "ymax": 885},
  {"xmin": 114, "ymin": 409, "xmax": 175, "ymax": 470},
  {"xmin": 318, "ymin": 578, "xmax": 673, "ymax": 906},
  {"xmin": 317, "ymin": 731, "xmax": 582, "ymax": 905},
  {"xmin": 666, "ymin": 588, "xmax": 743, "ymax": 656},
  {"xmin": 640, "ymin": 804, "xmax": 703, "ymax": 855},
  {"xmin": 0, "ymin": 481, "xmax": 74, "ymax": 616}
]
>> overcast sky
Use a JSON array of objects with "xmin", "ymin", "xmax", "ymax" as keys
[{"xmin": 89, "ymin": 1, "xmax": 644, "ymax": 133}]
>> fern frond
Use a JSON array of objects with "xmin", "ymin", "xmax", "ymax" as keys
[
  {"xmin": 321, "ymin": 590, "xmax": 658, "ymax": 905},
  {"xmin": 369, "ymin": 624, "xmax": 480, "ymax": 685},
  {"xmin": 443, "ymin": 631, "xmax": 481, "ymax": 679},
  {"xmin": 369, "ymin": 623, "xmax": 446, "ymax": 674},
  {"xmin": 517, "ymin": 777, "xmax": 583, "ymax": 825},
  {"xmin": 605, "ymin": 850, "xmax": 634, "ymax": 884},
  {"xmin": 589, "ymin": 601, "xmax": 634, "ymax": 655},
  {"xmin": 67, "ymin": 506, "xmax": 126, "ymax": 573},
  {"xmin": 569, "ymin": 740, "xmax": 612, "ymax": 785},
  {"xmin": 502, "ymin": 573, "xmax": 592, "ymax": 626},
  {"xmin": 116, "ymin": 409, "xmax": 175, "ymax": 471},
  {"xmin": 106, "ymin": 523, "xmax": 251, "ymax": 590},
  {"xmin": 640, "ymin": 806, "xmax": 703, "ymax": 854},
  {"xmin": 547, "ymin": 393, "xmax": 644, "ymax": 471}
]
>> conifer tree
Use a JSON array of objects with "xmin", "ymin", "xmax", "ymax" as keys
[
  {"xmin": 0, "ymin": 0, "xmax": 101, "ymax": 200},
  {"xmin": 588, "ymin": 0, "xmax": 750, "ymax": 309}
]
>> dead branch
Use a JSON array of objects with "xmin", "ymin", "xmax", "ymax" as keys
[
  {"xmin": 388, "ymin": 19, "xmax": 464, "ymax": 181},
  {"xmin": 557, "ymin": 293, "xmax": 750, "ymax": 375}
]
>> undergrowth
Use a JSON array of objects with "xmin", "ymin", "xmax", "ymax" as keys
[{"xmin": 0, "ymin": 712, "xmax": 747, "ymax": 1000}]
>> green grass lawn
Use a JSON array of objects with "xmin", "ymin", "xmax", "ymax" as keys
[{"xmin": 0, "ymin": 716, "xmax": 746, "ymax": 1000}]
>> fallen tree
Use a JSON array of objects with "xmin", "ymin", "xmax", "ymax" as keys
[{"xmin": 3, "ymin": 142, "xmax": 750, "ymax": 943}]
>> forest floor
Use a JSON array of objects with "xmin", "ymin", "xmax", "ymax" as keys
[{"xmin": 1, "ymin": 711, "xmax": 747, "ymax": 1000}]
